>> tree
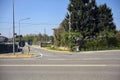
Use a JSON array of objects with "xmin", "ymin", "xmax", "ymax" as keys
[
  {"xmin": 60, "ymin": 13, "xmax": 69, "ymax": 32},
  {"xmin": 67, "ymin": 0, "xmax": 99, "ymax": 49},
  {"xmin": 53, "ymin": 26, "xmax": 65, "ymax": 47},
  {"xmin": 22, "ymin": 33, "xmax": 53, "ymax": 45},
  {"xmin": 54, "ymin": 0, "xmax": 116, "ymax": 51},
  {"xmin": 97, "ymin": 4, "xmax": 116, "ymax": 39},
  {"xmin": 116, "ymin": 31, "xmax": 120, "ymax": 47},
  {"xmin": 61, "ymin": 32, "xmax": 83, "ymax": 50},
  {"xmin": 67, "ymin": 0, "xmax": 101, "ymax": 40}
]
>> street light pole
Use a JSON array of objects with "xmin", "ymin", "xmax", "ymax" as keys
[
  {"xmin": 19, "ymin": 18, "xmax": 30, "ymax": 42},
  {"xmin": 12, "ymin": 0, "xmax": 15, "ymax": 55}
]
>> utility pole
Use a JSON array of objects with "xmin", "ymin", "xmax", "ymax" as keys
[
  {"xmin": 44, "ymin": 28, "xmax": 46, "ymax": 42},
  {"xmin": 69, "ymin": 12, "xmax": 71, "ymax": 38},
  {"xmin": 9, "ymin": 27, "xmax": 11, "ymax": 38},
  {"xmin": 12, "ymin": 0, "xmax": 15, "ymax": 55}
]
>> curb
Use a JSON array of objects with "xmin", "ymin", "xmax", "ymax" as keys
[
  {"xmin": 0, "ymin": 54, "xmax": 40, "ymax": 59},
  {"xmin": 41, "ymin": 47, "xmax": 70, "ymax": 53},
  {"xmin": 31, "ymin": 45, "xmax": 70, "ymax": 53},
  {"xmin": 31, "ymin": 45, "xmax": 120, "ymax": 54}
]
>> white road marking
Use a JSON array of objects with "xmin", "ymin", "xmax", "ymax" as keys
[
  {"xmin": 47, "ymin": 59, "xmax": 68, "ymax": 60},
  {"xmin": 0, "ymin": 64, "xmax": 109, "ymax": 67},
  {"xmin": 1, "ymin": 64, "xmax": 120, "ymax": 67},
  {"xmin": 1, "ymin": 58, "xmax": 120, "ymax": 61},
  {"xmin": 79, "ymin": 50, "xmax": 120, "ymax": 54}
]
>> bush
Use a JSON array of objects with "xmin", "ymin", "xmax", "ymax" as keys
[
  {"xmin": 84, "ymin": 39, "xmax": 109, "ymax": 51},
  {"xmin": 107, "ymin": 37, "xmax": 117, "ymax": 47}
]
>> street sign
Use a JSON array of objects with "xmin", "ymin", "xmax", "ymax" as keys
[{"xmin": 27, "ymin": 40, "xmax": 32, "ymax": 45}]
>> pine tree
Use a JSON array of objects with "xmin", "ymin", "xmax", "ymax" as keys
[
  {"xmin": 66, "ymin": 0, "xmax": 116, "ymax": 39},
  {"xmin": 97, "ymin": 4, "xmax": 116, "ymax": 39},
  {"xmin": 67, "ymin": 0, "xmax": 98, "ymax": 39},
  {"xmin": 55, "ymin": 0, "xmax": 116, "ymax": 50}
]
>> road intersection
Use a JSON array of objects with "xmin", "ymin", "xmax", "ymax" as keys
[{"xmin": 0, "ymin": 45, "xmax": 120, "ymax": 80}]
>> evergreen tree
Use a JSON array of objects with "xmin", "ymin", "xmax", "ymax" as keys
[
  {"xmin": 55, "ymin": 0, "xmax": 116, "ymax": 50},
  {"xmin": 67, "ymin": 0, "xmax": 98, "ymax": 39},
  {"xmin": 97, "ymin": 4, "xmax": 116, "ymax": 39}
]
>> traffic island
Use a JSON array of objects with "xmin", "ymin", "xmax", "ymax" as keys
[{"xmin": 0, "ymin": 54, "xmax": 37, "ymax": 59}]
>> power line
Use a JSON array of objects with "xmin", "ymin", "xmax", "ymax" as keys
[{"xmin": 0, "ymin": 21, "xmax": 59, "ymax": 25}]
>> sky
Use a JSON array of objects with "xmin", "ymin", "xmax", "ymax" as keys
[{"xmin": 0, "ymin": 0, "xmax": 120, "ymax": 38}]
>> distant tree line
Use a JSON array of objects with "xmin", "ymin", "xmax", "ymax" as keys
[
  {"xmin": 15, "ymin": 33, "xmax": 54, "ymax": 45},
  {"xmin": 54, "ymin": 0, "xmax": 120, "ymax": 51}
]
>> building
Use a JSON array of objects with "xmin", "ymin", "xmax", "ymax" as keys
[{"xmin": 0, "ymin": 36, "xmax": 8, "ymax": 43}]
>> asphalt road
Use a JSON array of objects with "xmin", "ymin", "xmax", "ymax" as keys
[
  {"xmin": 30, "ymin": 45, "xmax": 120, "ymax": 60},
  {"xmin": 0, "ymin": 45, "xmax": 120, "ymax": 80}
]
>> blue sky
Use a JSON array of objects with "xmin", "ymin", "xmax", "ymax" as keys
[{"xmin": 0, "ymin": 0, "xmax": 120, "ymax": 38}]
